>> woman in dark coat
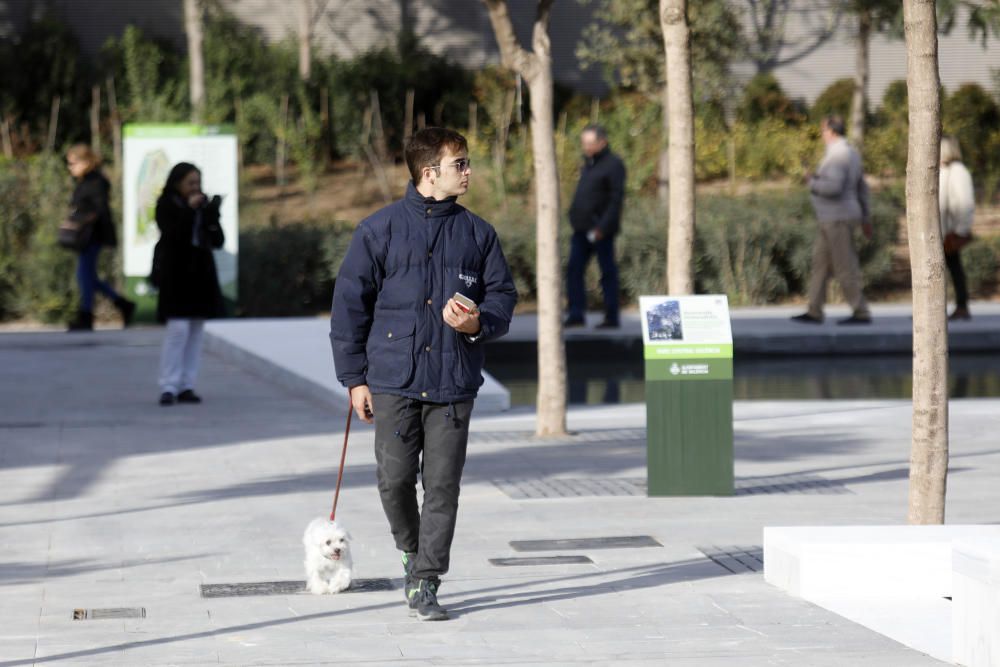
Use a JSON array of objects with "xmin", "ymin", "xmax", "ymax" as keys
[
  {"xmin": 155, "ymin": 162, "xmax": 225, "ymax": 406},
  {"xmin": 65, "ymin": 144, "xmax": 135, "ymax": 331}
]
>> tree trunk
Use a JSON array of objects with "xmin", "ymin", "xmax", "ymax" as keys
[
  {"xmin": 657, "ymin": 86, "xmax": 669, "ymax": 208},
  {"xmin": 849, "ymin": 7, "xmax": 871, "ymax": 150},
  {"xmin": 45, "ymin": 95, "xmax": 60, "ymax": 153},
  {"xmin": 903, "ymin": 0, "xmax": 948, "ymax": 525},
  {"xmin": 661, "ymin": 0, "xmax": 695, "ymax": 295},
  {"xmin": 106, "ymin": 77, "xmax": 122, "ymax": 173},
  {"xmin": 184, "ymin": 0, "xmax": 205, "ymax": 123},
  {"xmin": 483, "ymin": 0, "xmax": 567, "ymax": 437},
  {"xmin": 298, "ymin": 0, "xmax": 312, "ymax": 81},
  {"xmin": 90, "ymin": 85, "xmax": 101, "ymax": 155}
]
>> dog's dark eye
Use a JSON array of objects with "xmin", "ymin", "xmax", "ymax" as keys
[{"xmin": 325, "ymin": 540, "xmax": 332, "ymax": 545}]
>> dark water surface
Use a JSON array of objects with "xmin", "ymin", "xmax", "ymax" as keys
[{"xmin": 487, "ymin": 352, "xmax": 1000, "ymax": 406}]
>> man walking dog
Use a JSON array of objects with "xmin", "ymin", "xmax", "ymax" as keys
[{"xmin": 330, "ymin": 127, "xmax": 517, "ymax": 620}]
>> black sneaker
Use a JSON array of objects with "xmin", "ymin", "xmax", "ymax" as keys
[
  {"xmin": 409, "ymin": 577, "xmax": 447, "ymax": 621},
  {"xmin": 563, "ymin": 317, "xmax": 585, "ymax": 329},
  {"xmin": 159, "ymin": 392, "xmax": 176, "ymax": 406},
  {"xmin": 177, "ymin": 389, "xmax": 202, "ymax": 404},
  {"xmin": 401, "ymin": 552, "xmax": 417, "ymax": 603},
  {"xmin": 790, "ymin": 313, "xmax": 823, "ymax": 324}
]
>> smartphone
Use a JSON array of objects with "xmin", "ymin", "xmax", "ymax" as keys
[{"xmin": 452, "ymin": 292, "xmax": 478, "ymax": 314}]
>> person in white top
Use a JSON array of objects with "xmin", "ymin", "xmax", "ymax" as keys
[{"xmin": 939, "ymin": 136, "xmax": 975, "ymax": 320}]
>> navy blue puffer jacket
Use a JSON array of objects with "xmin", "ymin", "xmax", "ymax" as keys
[{"xmin": 330, "ymin": 183, "xmax": 518, "ymax": 403}]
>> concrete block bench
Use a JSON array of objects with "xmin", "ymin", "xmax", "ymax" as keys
[
  {"xmin": 952, "ymin": 536, "xmax": 1000, "ymax": 667},
  {"xmin": 763, "ymin": 525, "xmax": 1000, "ymax": 665}
]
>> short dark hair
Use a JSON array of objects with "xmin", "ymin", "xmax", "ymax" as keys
[
  {"xmin": 582, "ymin": 123, "xmax": 608, "ymax": 141},
  {"xmin": 404, "ymin": 127, "xmax": 468, "ymax": 184},
  {"xmin": 823, "ymin": 115, "xmax": 846, "ymax": 137}
]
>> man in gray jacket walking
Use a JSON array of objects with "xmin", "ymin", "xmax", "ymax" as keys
[{"xmin": 792, "ymin": 115, "xmax": 873, "ymax": 325}]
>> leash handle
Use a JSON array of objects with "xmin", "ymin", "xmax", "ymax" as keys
[{"xmin": 329, "ymin": 401, "xmax": 353, "ymax": 522}]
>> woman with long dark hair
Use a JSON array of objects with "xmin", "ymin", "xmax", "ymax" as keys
[
  {"xmin": 65, "ymin": 144, "xmax": 135, "ymax": 330},
  {"xmin": 155, "ymin": 162, "xmax": 225, "ymax": 406}
]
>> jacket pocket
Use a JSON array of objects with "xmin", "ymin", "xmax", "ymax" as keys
[
  {"xmin": 449, "ymin": 336, "xmax": 485, "ymax": 393},
  {"xmin": 366, "ymin": 315, "xmax": 416, "ymax": 387}
]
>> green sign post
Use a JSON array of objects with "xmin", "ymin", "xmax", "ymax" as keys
[{"xmin": 641, "ymin": 295, "xmax": 734, "ymax": 496}]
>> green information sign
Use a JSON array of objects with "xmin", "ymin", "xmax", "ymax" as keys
[{"xmin": 641, "ymin": 295, "xmax": 734, "ymax": 496}]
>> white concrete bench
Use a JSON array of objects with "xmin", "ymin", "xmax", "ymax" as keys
[
  {"xmin": 953, "ymin": 536, "xmax": 1000, "ymax": 667},
  {"xmin": 205, "ymin": 318, "xmax": 512, "ymax": 414},
  {"xmin": 763, "ymin": 525, "xmax": 1000, "ymax": 665}
]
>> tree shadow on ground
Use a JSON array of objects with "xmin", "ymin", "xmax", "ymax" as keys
[
  {"xmin": 0, "ymin": 556, "xmax": 729, "ymax": 666},
  {"xmin": 0, "ymin": 553, "xmax": 217, "ymax": 586}
]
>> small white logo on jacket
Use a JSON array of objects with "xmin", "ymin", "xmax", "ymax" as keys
[{"xmin": 459, "ymin": 273, "xmax": 478, "ymax": 288}]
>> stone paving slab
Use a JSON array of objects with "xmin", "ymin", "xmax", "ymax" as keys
[{"xmin": 3, "ymin": 329, "xmax": 995, "ymax": 664}]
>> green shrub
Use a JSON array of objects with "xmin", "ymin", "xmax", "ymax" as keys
[
  {"xmin": 0, "ymin": 155, "xmax": 89, "ymax": 321},
  {"xmin": 811, "ymin": 78, "xmax": 855, "ymax": 122},
  {"xmin": 737, "ymin": 73, "xmax": 806, "ymax": 126},
  {"xmin": 0, "ymin": 14, "xmax": 91, "ymax": 147},
  {"xmin": 943, "ymin": 83, "xmax": 1000, "ymax": 184},
  {"xmin": 962, "ymin": 236, "xmax": 1000, "ymax": 296},
  {"xmin": 237, "ymin": 220, "xmax": 354, "ymax": 317},
  {"xmin": 99, "ymin": 26, "xmax": 187, "ymax": 123},
  {"xmin": 732, "ymin": 118, "xmax": 818, "ymax": 180}
]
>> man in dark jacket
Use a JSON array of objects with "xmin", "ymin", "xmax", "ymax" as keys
[
  {"xmin": 330, "ymin": 127, "xmax": 517, "ymax": 621},
  {"xmin": 566, "ymin": 124, "xmax": 626, "ymax": 329}
]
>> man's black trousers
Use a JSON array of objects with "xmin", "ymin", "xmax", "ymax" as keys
[{"xmin": 371, "ymin": 393, "xmax": 473, "ymax": 580}]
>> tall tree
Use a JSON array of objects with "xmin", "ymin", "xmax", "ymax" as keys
[
  {"xmin": 743, "ymin": 0, "xmax": 843, "ymax": 72},
  {"xmin": 660, "ymin": 0, "xmax": 695, "ymax": 294},
  {"xmin": 849, "ymin": 5, "xmax": 872, "ymax": 148},
  {"xmin": 483, "ymin": 0, "xmax": 567, "ymax": 437},
  {"xmin": 903, "ymin": 0, "xmax": 948, "ymax": 524},
  {"xmin": 298, "ymin": 0, "xmax": 313, "ymax": 81},
  {"xmin": 844, "ymin": 0, "xmax": 1000, "ymax": 150},
  {"xmin": 183, "ymin": 0, "xmax": 205, "ymax": 123},
  {"xmin": 578, "ymin": 0, "xmax": 743, "ymax": 207}
]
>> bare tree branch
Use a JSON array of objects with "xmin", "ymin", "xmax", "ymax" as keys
[{"xmin": 482, "ymin": 0, "xmax": 536, "ymax": 77}]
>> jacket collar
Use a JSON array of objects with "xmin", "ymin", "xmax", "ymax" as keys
[
  {"xmin": 584, "ymin": 145, "xmax": 610, "ymax": 167},
  {"xmin": 404, "ymin": 181, "xmax": 460, "ymax": 218}
]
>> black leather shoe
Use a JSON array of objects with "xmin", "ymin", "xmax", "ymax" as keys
[
  {"xmin": 837, "ymin": 315, "xmax": 872, "ymax": 325},
  {"xmin": 177, "ymin": 390, "xmax": 202, "ymax": 404},
  {"xmin": 114, "ymin": 297, "xmax": 137, "ymax": 327},
  {"xmin": 159, "ymin": 392, "xmax": 176, "ymax": 406},
  {"xmin": 67, "ymin": 310, "xmax": 94, "ymax": 332},
  {"xmin": 790, "ymin": 313, "xmax": 823, "ymax": 324},
  {"xmin": 563, "ymin": 318, "xmax": 585, "ymax": 329}
]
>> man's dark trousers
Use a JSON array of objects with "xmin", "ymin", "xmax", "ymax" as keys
[
  {"xmin": 566, "ymin": 230, "xmax": 619, "ymax": 324},
  {"xmin": 372, "ymin": 393, "xmax": 473, "ymax": 580}
]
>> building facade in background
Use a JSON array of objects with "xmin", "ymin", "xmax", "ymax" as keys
[{"xmin": 1, "ymin": 0, "xmax": 997, "ymax": 104}]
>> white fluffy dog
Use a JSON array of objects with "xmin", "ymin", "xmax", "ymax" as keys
[{"xmin": 302, "ymin": 518, "xmax": 353, "ymax": 594}]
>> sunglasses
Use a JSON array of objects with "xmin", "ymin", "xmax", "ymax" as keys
[{"xmin": 429, "ymin": 158, "xmax": 471, "ymax": 174}]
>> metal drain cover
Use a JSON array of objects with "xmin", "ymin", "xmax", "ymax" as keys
[
  {"xmin": 509, "ymin": 535, "xmax": 662, "ymax": 552},
  {"xmin": 200, "ymin": 578, "xmax": 394, "ymax": 598},
  {"xmin": 73, "ymin": 608, "xmax": 146, "ymax": 620},
  {"xmin": 489, "ymin": 555, "xmax": 594, "ymax": 566},
  {"xmin": 697, "ymin": 545, "xmax": 764, "ymax": 573}
]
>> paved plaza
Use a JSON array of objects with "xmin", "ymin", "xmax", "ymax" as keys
[{"xmin": 2, "ymin": 324, "xmax": 998, "ymax": 665}]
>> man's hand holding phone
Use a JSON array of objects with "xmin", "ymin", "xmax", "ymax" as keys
[{"xmin": 444, "ymin": 293, "xmax": 481, "ymax": 335}]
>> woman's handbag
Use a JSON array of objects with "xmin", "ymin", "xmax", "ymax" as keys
[
  {"xmin": 57, "ymin": 209, "xmax": 95, "ymax": 251},
  {"xmin": 943, "ymin": 232, "xmax": 972, "ymax": 255}
]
